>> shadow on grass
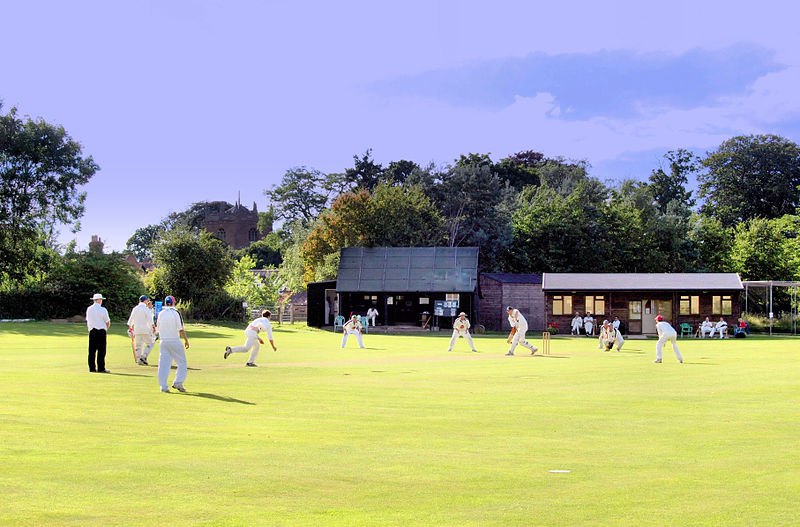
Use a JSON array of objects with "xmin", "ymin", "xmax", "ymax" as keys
[
  {"xmin": 109, "ymin": 372, "xmax": 150, "ymax": 378},
  {"xmin": 179, "ymin": 392, "xmax": 255, "ymax": 405}
]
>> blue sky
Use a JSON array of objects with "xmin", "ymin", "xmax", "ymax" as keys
[{"xmin": 2, "ymin": 0, "xmax": 800, "ymax": 250}]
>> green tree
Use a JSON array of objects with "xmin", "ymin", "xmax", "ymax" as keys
[
  {"xmin": 0, "ymin": 105, "xmax": 99, "ymax": 283},
  {"xmin": 648, "ymin": 149, "xmax": 697, "ymax": 214},
  {"xmin": 126, "ymin": 224, "xmax": 165, "ymax": 260},
  {"xmin": 45, "ymin": 250, "xmax": 145, "ymax": 319},
  {"xmin": 384, "ymin": 159, "xmax": 419, "ymax": 185},
  {"xmin": 264, "ymin": 167, "xmax": 346, "ymax": 226},
  {"xmin": 687, "ymin": 214, "xmax": 733, "ymax": 272},
  {"xmin": 729, "ymin": 217, "xmax": 796, "ymax": 281},
  {"xmin": 224, "ymin": 255, "xmax": 282, "ymax": 307},
  {"xmin": 538, "ymin": 157, "xmax": 591, "ymax": 196},
  {"xmin": 236, "ymin": 236, "xmax": 282, "ymax": 268},
  {"xmin": 495, "ymin": 150, "xmax": 543, "ymax": 190},
  {"xmin": 699, "ymin": 135, "xmax": 800, "ymax": 224},
  {"xmin": 149, "ymin": 228, "xmax": 234, "ymax": 305},
  {"xmin": 345, "ymin": 149, "xmax": 384, "ymax": 191}
]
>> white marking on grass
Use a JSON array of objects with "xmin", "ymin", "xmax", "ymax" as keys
[{"xmin": 549, "ymin": 470, "xmax": 571, "ymax": 473}]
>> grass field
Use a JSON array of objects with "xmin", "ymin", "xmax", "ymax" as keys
[{"xmin": 1, "ymin": 322, "xmax": 798, "ymax": 526}]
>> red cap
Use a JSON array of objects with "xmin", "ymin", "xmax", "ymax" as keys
[{"xmin": 655, "ymin": 315, "xmax": 664, "ymax": 322}]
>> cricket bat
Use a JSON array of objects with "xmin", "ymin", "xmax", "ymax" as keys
[
  {"xmin": 128, "ymin": 328, "xmax": 137, "ymax": 363},
  {"xmin": 506, "ymin": 327, "xmax": 517, "ymax": 344}
]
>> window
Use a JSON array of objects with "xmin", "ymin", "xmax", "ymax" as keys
[
  {"xmin": 217, "ymin": 228, "xmax": 226, "ymax": 240},
  {"xmin": 680, "ymin": 295, "xmax": 700, "ymax": 315},
  {"xmin": 713, "ymin": 295, "xmax": 732, "ymax": 315},
  {"xmin": 629, "ymin": 301, "xmax": 642, "ymax": 320},
  {"xmin": 585, "ymin": 295, "xmax": 605, "ymax": 316},
  {"xmin": 552, "ymin": 295, "xmax": 572, "ymax": 315},
  {"xmin": 248, "ymin": 228, "xmax": 258, "ymax": 241},
  {"xmin": 446, "ymin": 293, "xmax": 459, "ymax": 302},
  {"xmin": 419, "ymin": 297, "xmax": 429, "ymax": 304}
]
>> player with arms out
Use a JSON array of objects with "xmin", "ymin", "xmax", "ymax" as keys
[
  {"xmin": 505, "ymin": 306, "xmax": 538, "ymax": 356},
  {"xmin": 224, "ymin": 310, "xmax": 277, "ymax": 367},
  {"xmin": 448, "ymin": 312, "xmax": 477, "ymax": 352}
]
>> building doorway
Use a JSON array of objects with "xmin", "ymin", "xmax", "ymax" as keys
[{"xmin": 641, "ymin": 299, "xmax": 672, "ymax": 334}]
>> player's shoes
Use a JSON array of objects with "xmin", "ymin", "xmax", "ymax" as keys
[
  {"xmin": 653, "ymin": 359, "xmax": 662, "ymax": 363},
  {"xmin": 160, "ymin": 386, "xmax": 170, "ymax": 393},
  {"xmin": 505, "ymin": 351, "xmax": 514, "ymax": 356},
  {"xmin": 171, "ymin": 383, "xmax": 186, "ymax": 392},
  {"xmin": 138, "ymin": 357, "xmax": 148, "ymax": 365},
  {"xmin": 245, "ymin": 363, "xmax": 258, "ymax": 367},
  {"xmin": 224, "ymin": 346, "xmax": 232, "ymax": 359},
  {"xmin": 472, "ymin": 349, "xmax": 477, "ymax": 352},
  {"xmin": 679, "ymin": 359, "xmax": 683, "ymax": 363},
  {"xmin": 530, "ymin": 347, "xmax": 538, "ymax": 355}
]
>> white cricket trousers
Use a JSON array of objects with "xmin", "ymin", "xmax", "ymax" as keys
[
  {"xmin": 341, "ymin": 329, "xmax": 364, "ymax": 348},
  {"xmin": 656, "ymin": 334, "xmax": 683, "ymax": 362},
  {"xmin": 448, "ymin": 330, "xmax": 476, "ymax": 351},
  {"xmin": 230, "ymin": 330, "xmax": 260, "ymax": 363},
  {"xmin": 509, "ymin": 328, "xmax": 536, "ymax": 353},
  {"xmin": 134, "ymin": 333, "xmax": 155, "ymax": 359},
  {"xmin": 158, "ymin": 338, "xmax": 187, "ymax": 389}
]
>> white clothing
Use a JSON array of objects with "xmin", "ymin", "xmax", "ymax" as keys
[
  {"xmin": 448, "ymin": 317, "xmax": 476, "ymax": 351},
  {"xmin": 584, "ymin": 317, "xmax": 594, "ymax": 335},
  {"xmin": 600, "ymin": 327, "xmax": 624, "ymax": 351},
  {"xmin": 158, "ymin": 338, "xmax": 187, "ymax": 390},
  {"xmin": 127, "ymin": 302, "xmax": 154, "ymax": 335},
  {"xmin": 612, "ymin": 319, "xmax": 620, "ymax": 330},
  {"xmin": 655, "ymin": 321, "xmax": 683, "ymax": 362},
  {"xmin": 700, "ymin": 320, "xmax": 713, "ymax": 338},
  {"xmin": 229, "ymin": 332, "xmax": 262, "ymax": 363},
  {"xmin": 710, "ymin": 320, "xmax": 728, "ymax": 339},
  {"xmin": 571, "ymin": 316, "xmax": 583, "ymax": 335},
  {"xmin": 507, "ymin": 309, "xmax": 536, "ymax": 354},
  {"xmin": 342, "ymin": 318, "xmax": 365, "ymax": 348},
  {"xmin": 229, "ymin": 317, "xmax": 274, "ymax": 364},
  {"xmin": 86, "ymin": 302, "xmax": 110, "ymax": 331},
  {"xmin": 366, "ymin": 308, "xmax": 379, "ymax": 326},
  {"xmin": 156, "ymin": 307, "xmax": 184, "ymax": 340},
  {"xmin": 128, "ymin": 302, "xmax": 156, "ymax": 360}
]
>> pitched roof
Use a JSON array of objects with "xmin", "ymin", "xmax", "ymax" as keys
[
  {"xmin": 336, "ymin": 247, "xmax": 479, "ymax": 293},
  {"xmin": 542, "ymin": 273, "xmax": 743, "ymax": 291},
  {"xmin": 482, "ymin": 273, "xmax": 543, "ymax": 284}
]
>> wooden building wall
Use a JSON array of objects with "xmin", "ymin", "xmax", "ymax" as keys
[
  {"xmin": 544, "ymin": 290, "xmax": 742, "ymax": 334},
  {"xmin": 478, "ymin": 276, "xmax": 545, "ymax": 331}
]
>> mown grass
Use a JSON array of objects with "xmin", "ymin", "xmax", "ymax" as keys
[{"xmin": 0, "ymin": 322, "xmax": 798, "ymax": 526}]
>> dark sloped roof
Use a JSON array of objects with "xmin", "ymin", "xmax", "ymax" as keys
[
  {"xmin": 542, "ymin": 273, "xmax": 743, "ymax": 291},
  {"xmin": 336, "ymin": 247, "xmax": 479, "ymax": 293},
  {"xmin": 482, "ymin": 273, "xmax": 543, "ymax": 284}
]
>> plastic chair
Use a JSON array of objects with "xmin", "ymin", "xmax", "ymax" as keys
[
  {"xmin": 680, "ymin": 323, "xmax": 693, "ymax": 338},
  {"xmin": 359, "ymin": 315, "xmax": 370, "ymax": 333},
  {"xmin": 333, "ymin": 315, "xmax": 345, "ymax": 332}
]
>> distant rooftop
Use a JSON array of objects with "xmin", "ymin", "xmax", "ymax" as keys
[
  {"xmin": 482, "ymin": 273, "xmax": 542, "ymax": 284},
  {"xmin": 543, "ymin": 273, "xmax": 743, "ymax": 291},
  {"xmin": 336, "ymin": 247, "xmax": 479, "ymax": 293}
]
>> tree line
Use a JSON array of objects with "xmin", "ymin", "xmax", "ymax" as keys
[{"xmin": 2, "ymin": 100, "xmax": 799, "ymax": 320}]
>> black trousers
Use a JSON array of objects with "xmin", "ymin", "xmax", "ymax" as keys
[{"xmin": 88, "ymin": 328, "xmax": 107, "ymax": 372}]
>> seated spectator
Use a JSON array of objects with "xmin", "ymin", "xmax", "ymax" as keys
[
  {"xmin": 734, "ymin": 318, "xmax": 748, "ymax": 337},
  {"xmin": 699, "ymin": 317, "xmax": 713, "ymax": 338},
  {"xmin": 710, "ymin": 317, "xmax": 728, "ymax": 339}
]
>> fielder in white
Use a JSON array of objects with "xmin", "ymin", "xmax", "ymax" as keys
[
  {"xmin": 599, "ymin": 321, "xmax": 624, "ymax": 351},
  {"xmin": 448, "ymin": 312, "xmax": 477, "ymax": 352},
  {"xmin": 597, "ymin": 320, "xmax": 609, "ymax": 349},
  {"xmin": 127, "ymin": 295, "xmax": 156, "ymax": 365},
  {"xmin": 224, "ymin": 310, "xmax": 277, "ymax": 367},
  {"xmin": 653, "ymin": 315, "xmax": 683, "ymax": 363},
  {"xmin": 156, "ymin": 295, "xmax": 190, "ymax": 392},
  {"xmin": 505, "ymin": 306, "xmax": 538, "ymax": 356},
  {"xmin": 341, "ymin": 315, "xmax": 365, "ymax": 348},
  {"xmin": 570, "ymin": 313, "xmax": 583, "ymax": 335},
  {"xmin": 699, "ymin": 317, "xmax": 713, "ymax": 338}
]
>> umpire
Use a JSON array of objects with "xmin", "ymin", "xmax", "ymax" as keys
[{"xmin": 86, "ymin": 293, "xmax": 111, "ymax": 373}]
